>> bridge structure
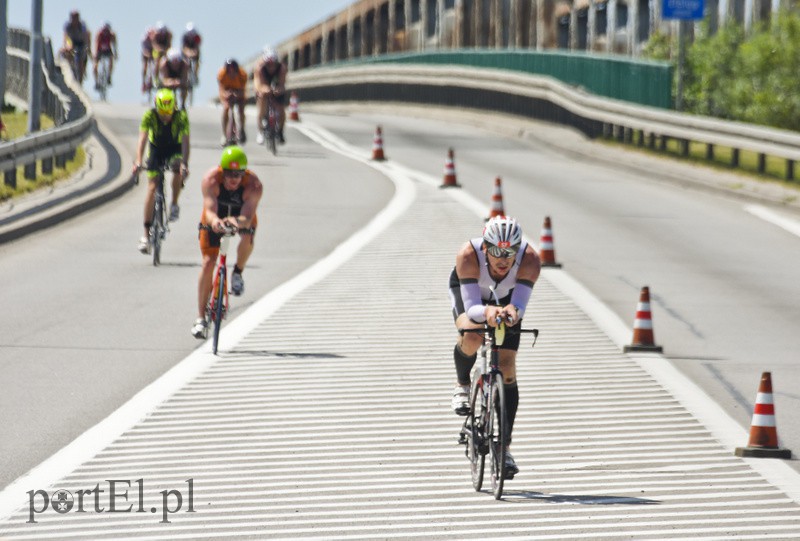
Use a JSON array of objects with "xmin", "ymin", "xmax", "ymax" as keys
[{"xmin": 274, "ymin": 0, "xmax": 782, "ymax": 72}]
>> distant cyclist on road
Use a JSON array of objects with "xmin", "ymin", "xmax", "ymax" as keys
[
  {"xmin": 217, "ymin": 58, "xmax": 248, "ymax": 145},
  {"xmin": 253, "ymin": 46, "xmax": 287, "ymax": 145},
  {"xmin": 61, "ymin": 10, "xmax": 91, "ymax": 84},
  {"xmin": 448, "ymin": 216, "xmax": 541, "ymax": 479},
  {"xmin": 159, "ymin": 48, "xmax": 190, "ymax": 110},
  {"xmin": 191, "ymin": 146, "xmax": 263, "ymax": 339},
  {"xmin": 92, "ymin": 22, "xmax": 117, "ymax": 88},
  {"xmin": 133, "ymin": 88, "xmax": 190, "ymax": 254},
  {"xmin": 181, "ymin": 22, "xmax": 202, "ymax": 84}
]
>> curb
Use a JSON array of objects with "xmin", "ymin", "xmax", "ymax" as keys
[{"xmin": 0, "ymin": 118, "xmax": 132, "ymax": 246}]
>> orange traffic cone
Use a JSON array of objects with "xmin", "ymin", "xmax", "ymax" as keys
[
  {"xmin": 539, "ymin": 216, "xmax": 562, "ymax": 268},
  {"xmin": 288, "ymin": 91, "xmax": 300, "ymax": 121},
  {"xmin": 372, "ymin": 126, "xmax": 385, "ymax": 161},
  {"xmin": 440, "ymin": 148, "xmax": 461, "ymax": 188},
  {"xmin": 486, "ymin": 177, "xmax": 505, "ymax": 220},
  {"xmin": 623, "ymin": 286, "xmax": 663, "ymax": 353},
  {"xmin": 735, "ymin": 372, "xmax": 792, "ymax": 458}
]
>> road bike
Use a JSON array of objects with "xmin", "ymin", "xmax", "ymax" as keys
[
  {"xmin": 199, "ymin": 224, "xmax": 238, "ymax": 354},
  {"xmin": 133, "ymin": 163, "xmax": 172, "ymax": 266},
  {"xmin": 95, "ymin": 54, "xmax": 111, "ymax": 101},
  {"xmin": 223, "ymin": 94, "xmax": 243, "ymax": 147},
  {"xmin": 259, "ymin": 93, "xmax": 280, "ymax": 155},
  {"xmin": 144, "ymin": 48, "xmax": 163, "ymax": 101},
  {"xmin": 185, "ymin": 56, "xmax": 198, "ymax": 107},
  {"xmin": 62, "ymin": 44, "xmax": 88, "ymax": 84},
  {"xmin": 458, "ymin": 320, "xmax": 538, "ymax": 499}
]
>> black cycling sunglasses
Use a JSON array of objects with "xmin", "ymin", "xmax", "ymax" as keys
[{"xmin": 487, "ymin": 245, "xmax": 518, "ymax": 258}]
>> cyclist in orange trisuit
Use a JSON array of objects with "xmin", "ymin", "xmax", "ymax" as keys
[
  {"xmin": 448, "ymin": 216, "xmax": 541, "ymax": 479},
  {"xmin": 192, "ymin": 146, "xmax": 263, "ymax": 338},
  {"xmin": 217, "ymin": 58, "xmax": 248, "ymax": 145}
]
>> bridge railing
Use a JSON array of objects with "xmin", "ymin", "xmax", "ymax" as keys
[
  {"xmin": 1, "ymin": 27, "xmax": 92, "ymax": 190},
  {"xmin": 287, "ymin": 62, "xmax": 800, "ymax": 181}
]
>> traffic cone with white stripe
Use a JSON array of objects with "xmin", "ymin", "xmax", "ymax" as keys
[
  {"xmin": 440, "ymin": 148, "xmax": 460, "ymax": 188},
  {"xmin": 623, "ymin": 286, "xmax": 663, "ymax": 353},
  {"xmin": 486, "ymin": 177, "xmax": 505, "ymax": 220},
  {"xmin": 288, "ymin": 91, "xmax": 300, "ymax": 121},
  {"xmin": 735, "ymin": 372, "xmax": 792, "ymax": 458},
  {"xmin": 372, "ymin": 126, "xmax": 386, "ymax": 161},
  {"xmin": 539, "ymin": 216, "xmax": 562, "ymax": 268}
]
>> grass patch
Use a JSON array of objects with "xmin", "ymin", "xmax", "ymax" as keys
[{"xmin": 1, "ymin": 111, "xmax": 85, "ymax": 202}]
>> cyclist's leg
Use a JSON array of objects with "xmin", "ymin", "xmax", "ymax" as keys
[
  {"xmin": 198, "ymin": 231, "xmax": 221, "ymax": 317},
  {"xmin": 142, "ymin": 149, "xmax": 162, "ymax": 237},
  {"xmin": 221, "ymin": 100, "xmax": 231, "ymax": 136},
  {"xmin": 233, "ymin": 226, "xmax": 256, "ymax": 272},
  {"xmin": 167, "ymin": 152, "xmax": 184, "ymax": 215},
  {"xmin": 498, "ymin": 350, "xmax": 519, "ymax": 428},
  {"xmin": 236, "ymin": 95, "xmax": 246, "ymax": 139}
]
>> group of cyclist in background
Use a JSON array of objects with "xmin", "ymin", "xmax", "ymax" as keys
[{"xmin": 60, "ymin": 10, "xmax": 116, "ymax": 89}]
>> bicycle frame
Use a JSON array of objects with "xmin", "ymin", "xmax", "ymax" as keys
[
  {"xmin": 207, "ymin": 227, "xmax": 236, "ymax": 355},
  {"xmin": 224, "ymin": 95, "xmax": 241, "ymax": 146},
  {"xmin": 97, "ymin": 55, "xmax": 111, "ymax": 101},
  {"xmin": 261, "ymin": 93, "xmax": 279, "ymax": 155},
  {"xmin": 458, "ymin": 320, "xmax": 538, "ymax": 499}
]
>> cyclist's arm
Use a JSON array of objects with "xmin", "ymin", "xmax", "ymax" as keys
[
  {"xmin": 236, "ymin": 177, "xmax": 263, "ymax": 229},
  {"xmin": 181, "ymin": 134, "xmax": 190, "ymax": 171},
  {"xmin": 276, "ymin": 65, "xmax": 288, "ymax": 93},
  {"xmin": 455, "ymin": 242, "xmax": 491, "ymax": 324},
  {"xmin": 506, "ymin": 245, "xmax": 541, "ymax": 324},
  {"xmin": 134, "ymin": 128, "xmax": 148, "ymax": 167},
  {"xmin": 253, "ymin": 62, "xmax": 268, "ymax": 94}
]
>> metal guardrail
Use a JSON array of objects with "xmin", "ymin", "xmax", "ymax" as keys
[
  {"xmin": 1, "ymin": 27, "xmax": 92, "ymax": 190},
  {"xmin": 287, "ymin": 63, "xmax": 800, "ymax": 181}
]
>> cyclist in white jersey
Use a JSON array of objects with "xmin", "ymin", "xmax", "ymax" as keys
[{"xmin": 448, "ymin": 216, "xmax": 541, "ymax": 478}]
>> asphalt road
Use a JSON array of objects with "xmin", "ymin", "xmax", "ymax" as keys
[
  {"xmin": 303, "ymin": 105, "xmax": 800, "ymax": 468},
  {"xmin": 2, "ymin": 99, "xmax": 799, "ymax": 508},
  {"xmin": 0, "ymin": 102, "xmax": 394, "ymax": 489},
  {"xmin": 1, "ymin": 110, "xmax": 799, "ymax": 538}
]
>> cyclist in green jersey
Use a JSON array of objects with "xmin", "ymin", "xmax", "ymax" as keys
[{"xmin": 133, "ymin": 88, "xmax": 190, "ymax": 254}]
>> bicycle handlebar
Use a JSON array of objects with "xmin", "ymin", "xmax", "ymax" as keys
[
  {"xmin": 199, "ymin": 223, "xmax": 238, "ymax": 236},
  {"xmin": 458, "ymin": 324, "xmax": 539, "ymax": 346}
]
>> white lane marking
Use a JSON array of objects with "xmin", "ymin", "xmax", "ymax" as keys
[
  {"xmin": 0, "ymin": 123, "xmax": 416, "ymax": 522},
  {"xmin": 297, "ymin": 126, "xmax": 800, "ymax": 506},
  {"xmin": 745, "ymin": 204, "xmax": 800, "ymax": 238}
]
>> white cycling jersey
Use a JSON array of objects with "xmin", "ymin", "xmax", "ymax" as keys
[{"xmin": 468, "ymin": 237, "xmax": 528, "ymax": 302}]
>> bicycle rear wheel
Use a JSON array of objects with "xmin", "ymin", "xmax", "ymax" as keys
[
  {"xmin": 468, "ymin": 380, "xmax": 485, "ymax": 491},
  {"xmin": 488, "ymin": 377, "xmax": 507, "ymax": 500},
  {"xmin": 212, "ymin": 267, "xmax": 226, "ymax": 354}
]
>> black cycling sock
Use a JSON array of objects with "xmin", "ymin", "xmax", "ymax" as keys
[
  {"xmin": 505, "ymin": 383, "xmax": 519, "ymax": 443},
  {"xmin": 454, "ymin": 344, "xmax": 477, "ymax": 386},
  {"xmin": 233, "ymin": 266, "xmax": 243, "ymax": 275}
]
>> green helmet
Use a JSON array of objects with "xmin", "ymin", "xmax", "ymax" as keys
[
  {"xmin": 220, "ymin": 145, "xmax": 247, "ymax": 170},
  {"xmin": 155, "ymin": 88, "xmax": 176, "ymax": 115}
]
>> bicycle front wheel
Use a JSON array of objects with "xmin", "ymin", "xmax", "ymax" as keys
[
  {"xmin": 151, "ymin": 198, "xmax": 162, "ymax": 267},
  {"xmin": 468, "ymin": 380, "xmax": 485, "ymax": 491},
  {"xmin": 212, "ymin": 267, "xmax": 226, "ymax": 354},
  {"xmin": 489, "ymin": 377, "xmax": 507, "ymax": 500}
]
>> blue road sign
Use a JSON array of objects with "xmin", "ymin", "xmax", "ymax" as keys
[{"xmin": 663, "ymin": 0, "xmax": 705, "ymax": 19}]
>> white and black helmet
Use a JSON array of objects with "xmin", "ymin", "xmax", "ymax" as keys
[{"xmin": 483, "ymin": 216, "xmax": 522, "ymax": 250}]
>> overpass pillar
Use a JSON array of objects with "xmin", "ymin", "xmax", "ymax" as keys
[{"xmin": 388, "ymin": 0, "xmax": 397, "ymax": 51}]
